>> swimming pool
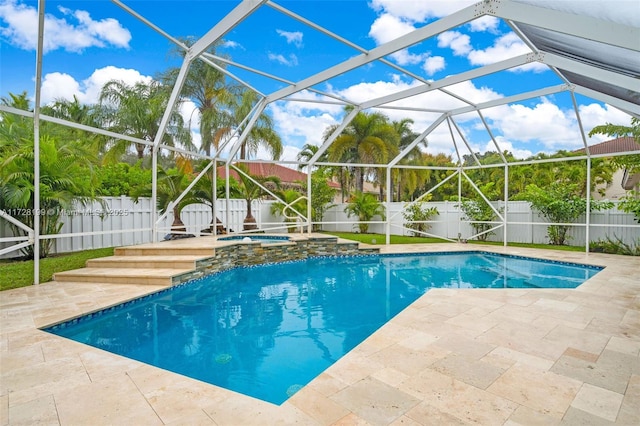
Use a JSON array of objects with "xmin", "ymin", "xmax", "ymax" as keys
[{"xmin": 43, "ymin": 251, "xmax": 602, "ymax": 405}]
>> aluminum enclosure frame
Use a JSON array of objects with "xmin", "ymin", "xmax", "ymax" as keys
[{"xmin": 1, "ymin": 0, "xmax": 638, "ymax": 283}]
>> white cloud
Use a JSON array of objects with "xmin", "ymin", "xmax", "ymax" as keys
[
  {"xmin": 268, "ymin": 52, "xmax": 298, "ymax": 66},
  {"xmin": 368, "ymin": 13, "xmax": 425, "ymax": 66},
  {"xmin": 368, "ymin": 13, "xmax": 415, "ymax": 44},
  {"xmin": 488, "ymin": 136, "xmax": 533, "ymax": 159},
  {"xmin": 482, "ymin": 98, "xmax": 581, "ymax": 150},
  {"xmin": 0, "ymin": 0, "xmax": 131, "ymax": 53},
  {"xmin": 270, "ymin": 93, "xmax": 340, "ymax": 150},
  {"xmin": 369, "ymin": 0, "xmax": 476, "ymax": 22},
  {"xmin": 422, "ymin": 56, "xmax": 445, "ymax": 75},
  {"xmin": 255, "ymin": 144, "xmax": 301, "ymax": 163},
  {"xmin": 179, "ymin": 99, "xmax": 201, "ymax": 149},
  {"xmin": 276, "ymin": 29, "xmax": 303, "ymax": 47},
  {"xmin": 438, "ymin": 30, "xmax": 547, "ymax": 73},
  {"xmin": 467, "ymin": 33, "xmax": 528, "ymax": 65},
  {"xmin": 40, "ymin": 65, "xmax": 152, "ymax": 105},
  {"xmin": 222, "ymin": 40, "xmax": 243, "ymax": 49},
  {"xmin": 468, "ymin": 16, "xmax": 500, "ymax": 32},
  {"xmin": 437, "ymin": 31, "xmax": 471, "ymax": 56},
  {"xmin": 578, "ymin": 103, "xmax": 634, "ymax": 143}
]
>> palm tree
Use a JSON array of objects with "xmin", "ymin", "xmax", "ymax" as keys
[
  {"xmin": 98, "ymin": 79, "xmax": 192, "ymax": 161},
  {"xmin": 326, "ymin": 108, "xmax": 396, "ymax": 195},
  {"xmin": 191, "ymin": 163, "xmax": 241, "ymax": 234},
  {"xmin": 296, "ymin": 143, "xmax": 323, "ymax": 170},
  {"xmin": 343, "ymin": 191, "xmax": 385, "ymax": 233},
  {"xmin": 42, "ymin": 95, "xmax": 101, "ymax": 127},
  {"xmin": 163, "ymin": 43, "xmax": 281, "ymax": 161},
  {"xmin": 234, "ymin": 90, "xmax": 282, "ymax": 160},
  {"xmin": 390, "ymin": 118, "xmax": 430, "ymax": 201},
  {"xmin": 233, "ymin": 165, "xmax": 281, "ymax": 230},
  {"xmin": 163, "ymin": 41, "xmax": 239, "ymax": 157},
  {"xmin": 41, "ymin": 95, "xmax": 107, "ymax": 155},
  {"xmin": 131, "ymin": 165, "xmax": 197, "ymax": 236}
]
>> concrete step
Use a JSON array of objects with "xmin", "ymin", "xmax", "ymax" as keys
[
  {"xmin": 114, "ymin": 246, "xmax": 215, "ymax": 256},
  {"xmin": 86, "ymin": 255, "xmax": 210, "ymax": 269},
  {"xmin": 53, "ymin": 267, "xmax": 192, "ymax": 286}
]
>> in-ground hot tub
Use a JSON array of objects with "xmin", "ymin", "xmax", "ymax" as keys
[{"xmin": 217, "ymin": 235, "xmax": 291, "ymax": 244}]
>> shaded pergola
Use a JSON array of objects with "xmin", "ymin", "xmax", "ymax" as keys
[{"xmin": 0, "ymin": 0, "xmax": 639, "ymax": 283}]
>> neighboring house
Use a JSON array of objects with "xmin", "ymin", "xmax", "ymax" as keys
[
  {"xmin": 576, "ymin": 137, "xmax": 640, "ymax": 200},
  {"xmin": 217, "ymin": 161, "xmax": 341, "ymax": 195}
]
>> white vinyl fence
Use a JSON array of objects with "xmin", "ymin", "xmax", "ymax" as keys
[
  {"xmin": 321, "ymin": 201, "xmax": 639, "ymax": 246},
  {"xmin": 0, "ymin": 197, "xmax": 264, "ymax": 258},
  {"xmin": 1, "ymin": 197, "xmax": 638, "ymax": 258}
]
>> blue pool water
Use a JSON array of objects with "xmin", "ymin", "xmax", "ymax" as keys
[{"xmin": 43, "ymin": 251, "xmax": 602, "ymax": 404}]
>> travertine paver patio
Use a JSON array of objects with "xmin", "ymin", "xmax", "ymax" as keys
[{"xmin": 1, "ymin": 241, "xmax": 639, "ymax": 425}]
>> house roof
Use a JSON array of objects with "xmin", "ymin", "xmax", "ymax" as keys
[
  {"xmin": 217, "ymin": 162, "xmax": 341, "ymax": 189},
  {"xmin": 577, "ymin": 137, "xmax": 640, "ymax": 155}
]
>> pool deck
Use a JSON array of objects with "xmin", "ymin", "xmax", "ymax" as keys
[{"xmin": 1, "ymin": 240, "xmax": 639, "ymax": 425}]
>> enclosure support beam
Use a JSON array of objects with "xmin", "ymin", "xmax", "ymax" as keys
[
  {"xmin": 385, "ymin": 165, "xmax": 392, "ymax": 245},
  {"xmin": 572, "ymin": 86, "xmax": 640, "ymax": 117},
  {"xmin": 504, "ymin": 165, "xmax": 509, "ymax": 247},
  {"xmin": 493, "ymin": 0, "xmax": 638, "ymax": 50},
  {"xmin": 586, "ymin": 157, "xmax": 592, "ymax": 253},
  {"xmin": 151, "ymin": 58, "xmax": 191, "ymax": 242},
  {"xmin": 31, "ymin": 0, "xmax": 46, "ymax": 284}
]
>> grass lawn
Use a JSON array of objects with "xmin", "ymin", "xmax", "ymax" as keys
[
  {"xmin": 0, "ymin": 247, "xmax": 114, "ymax": 291},
  {"xmin": 321, "ymin": 231, "xmax": 448, "ymax": 245},
  {"xmin": 321, "ymin": 231, "xmax": 586, "ymax": 252}
]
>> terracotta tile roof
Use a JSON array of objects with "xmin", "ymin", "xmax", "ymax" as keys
[
  {"xmin": 217, "ymin": 162, "xmax": 341, "ymax": 188},
  {"xmin": 576, "ymin": 137, "xmax": 640, "ymax": 155}
]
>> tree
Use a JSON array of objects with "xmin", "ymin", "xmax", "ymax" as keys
[
  {"xmin": 458, "ymin": 182, "xmax": 502, "ymax": 241},
  {"xmin": 402, "ymin": 196, "xmax": 439, "ymax": 237},
  {"xmin": 588, "ymin": 117, "xmax": 640, "ymax": 143},
  {"xmin": 1, "ymin": 94, "xmax": 101, "ymax": 258},
  {"xmin": 163, "ymin": 40, "xmax": 238, "ymax": 157},
  {"xmin": 326, "ymin": 108, "xmax": 397, "ymax": 195},
  {"xmin": 191, "ymin": 164, "xmax": 241, "ymax": 234},
  {"xmin": 390, "ymin": 118, "xmax": 430, "ymax": 202},
  {"xmin": 589, "ymin": 117, "xmax": 640, "ymax": 221},
  {"xmin": 296, "ymin": 143, "xmax": 330, "ymax": 170},
  {"xmin": 95, "ymin": 162, "xmax": 152, "ymax": 196},
  {"xmin": 131, "ymin": 165, "xmax": 197, "ymax": 237},
  {"xmin": 458, "ymin": 181, "xmax": 502, "ymax": 241},
  {"xmin": 233, "ymin": 165, "xmax": 281, "ymax": 230},
  {"xmin": 233, "ymin": 90, "xmax": 282, "ymax": 160},
  {"xmin": 417, "ymin": 153, "xmax": 457, "ymax": 201},
  {"xmin": 518, "ymin": 182, "xmax": 612, "ymax": 245},
  {"xmin": 270, "ymin": 188, "xmax": 306, "ymax": 233},
  {"xmin": 343, "ymin": 191, "xmax": 385, "ymax": 233},
  {"xmin": 302, "ymin": 170, "xmax": 336, "ymax": 231},
  {"xmin": 98, "ymin": 79, "xmax": 193, "ymax": 161}
]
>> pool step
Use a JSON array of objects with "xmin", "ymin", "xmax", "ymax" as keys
[
  {"xmin": 86, "ymin": 255, "xmax": 210, "ymax": 270},
  {"xmin": 51, "ymin": 235, "xmax": 380, "ymax": 287},
  {"xmin": 53, "ymin": 267, "xmax": 192, "ymax": 286},
  {"xmin": 114, "ymin": 246, "xmax": 215, "ymax": 256}
]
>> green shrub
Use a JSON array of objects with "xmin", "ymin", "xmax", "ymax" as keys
[
  {"xmin": 590, "ymin": 236, "xmax": 640, "ymax": 256},
  {"xmin": 402, "ymin": 200, "xmax": 439, "ymax": 236}
]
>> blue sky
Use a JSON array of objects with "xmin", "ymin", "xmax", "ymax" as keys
[{"xmin": 0, "ymin": 0, "xmax": 636, "ymax": 163}]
